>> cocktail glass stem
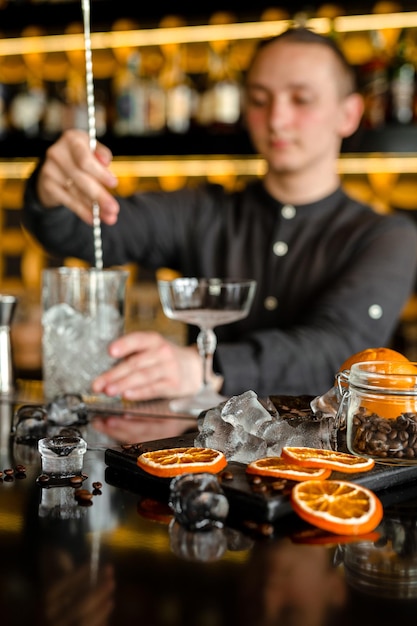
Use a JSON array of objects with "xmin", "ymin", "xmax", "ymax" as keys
[
  {"xmin": 197, "ymin": 328, "xmax": 217, "ymax": 389},
  {"xmin": 157, "ymin": 277, "xmax": 257, "ymax": 416}
]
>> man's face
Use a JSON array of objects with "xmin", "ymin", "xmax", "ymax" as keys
[{"xmin": 244, "ymin": 40, "xmax": 355, "ymax": 178}]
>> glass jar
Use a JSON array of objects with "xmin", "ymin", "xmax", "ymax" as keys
[{"xmin": 338, "ymin": 360, "xmax": 417, "ymax": 464}]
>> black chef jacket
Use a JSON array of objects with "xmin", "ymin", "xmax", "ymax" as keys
[{"xmin": 22, "ymin": 177, "xmax": 417, "ymax": 397}]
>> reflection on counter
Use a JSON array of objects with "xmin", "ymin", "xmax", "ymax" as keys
[{"xmin": 342, "ymin": 500, "xmax": 417, "ymax": 599}]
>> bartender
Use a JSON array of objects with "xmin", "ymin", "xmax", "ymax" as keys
[{"xmin": 22, "ymin": 27, "xmax": 417, "ymax": 407}]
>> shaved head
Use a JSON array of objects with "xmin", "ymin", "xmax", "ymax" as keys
[{"xmin": 246, "ymin": 28, "xmax": 357, "ymax": 99}]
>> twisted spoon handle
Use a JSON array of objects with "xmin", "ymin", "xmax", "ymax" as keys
[{"xmin": 81, "ymin": 0, "xmax": 103, "ymax": 270}]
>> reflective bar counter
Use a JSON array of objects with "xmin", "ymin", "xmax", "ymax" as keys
[{"xmin": 1, "ymin": 392, "xmax": 417, "ymax": 626}]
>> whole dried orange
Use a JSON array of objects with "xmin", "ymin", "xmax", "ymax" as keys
[
  {"xmin": 246, "ymin": 457, "xmax": 331, "ymax": 481},
  {"xmin": 281, "ymin": 446, "xmax": 375, "ymax": 473},
  {"xmin": 338, "ymin": 347, "xmax": 409, "ymax": 374},
  {"xmin": 137, "ymin": 446, "xmax": 227, "ymax": 478},
  {"xmin": 290, "ymin": 479, "xmax": 383, "ymax": 535}
]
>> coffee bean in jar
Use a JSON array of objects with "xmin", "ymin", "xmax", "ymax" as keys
[{"xmin": 343, "ymin": 360, "xmax": 417, "ymax": 463}]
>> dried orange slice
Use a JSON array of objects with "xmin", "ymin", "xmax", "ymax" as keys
[
  {"xmin": 281, "ymin": 446, "xmax": 375, "ymax": 473},
  {"xmin": 137, "ymin": 446, "xmax": 227, "ymax": 478},
  {"xmin": 290, "ymin": 480, "xmax": 383, "ymax": 535},
  {"xmin": 246, "ymin": 457, "xmax": 331, "ymax": 481}
]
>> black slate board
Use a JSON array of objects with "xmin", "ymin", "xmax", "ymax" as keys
[{"xmin": 104, "ymin": 431, "xmax": 417, "ymax": 523}]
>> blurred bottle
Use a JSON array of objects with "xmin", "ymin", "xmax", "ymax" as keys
[
  {"xmin": 111, "ymin": 18, "xmax": 141, "ymax": 136},
  {"xmin": 0, "ymin": 53, "xmax": 28, "ymax": 138},
  {"xmin": 112, "ymin": 18, "xmax": 165, "ymax": 137},
  {"xmin": 357, "ymin": 30, "xmax": 390, "ymax": 129},
  {"xmin": 140, "ymin": 46, "xmax": 166, "ymax": 136},
  {"xmin": 387, "ymin": 29, "xmax": 415, "ymax": 125},
  {"xmin": 114, "ymin": 50, "xmax": 165, "ymax": 137},
  {"xmin": 159, "ymin": 15, "xmax": 196, "ymax": 135},
  {"xmin": 0, "ymin": 47, "xmax": 10, "ymax": 139},
  {"xmin": 372, "ymin": 2, "xmax": 403, "ymax": 54},
  {"xmin": 41, "ymin": 50, "xmax": 69, "ymax": 140},
  {"xmin": 8, "ymin": 26, "xmax": 46, "ymax": 138},
  {"xmin": 315, "ymin": 4, "xmax": 344, "ymax": 44},
  {"xmin": 182, "ymin": 40, "xmax": 210, "ymax": 132},
  {"xmin": 113, "ymin": 50, "xmax": 142, "ymax": 136},
  {"xmin": 0, "ymin": 85, "xmax": 6, "ymax": 138},
  {"xmin": 91, "ymin": 47, "xmax": 117, "ymax": 136},
  {"xmin": 64, "ymin": 68, "xmax": 88, "ymax": 132},
  {"xmin": 197, "ymin": 12, "xmax": 242, "ymax": 134}
]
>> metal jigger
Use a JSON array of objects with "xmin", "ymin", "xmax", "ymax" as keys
[{"xmin": 0, "ymin": 294, "xmax": 18, "ymax": 395}]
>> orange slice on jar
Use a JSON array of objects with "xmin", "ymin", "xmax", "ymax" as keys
[
  {"xmin": 290, "ymin": 479, "xmax": 383, "ymax": 535},
  {"xmin": 246, "ymin": 456, "xmax": 331, "ymax": 481},
  {"xmin": 137, "ymin": 446, "xmax": 227, "ymax": 478},
  {"xmin": 281, "ymin": 446, "xmax": 375, "ymax": 473}
]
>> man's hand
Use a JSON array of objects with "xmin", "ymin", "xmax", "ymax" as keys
[
  {"xmin": 36, "ymin": 129, "xmax": 120, "ymax": 225},
  {"xmin": 92, "ymin": 331, "xmax": 206, "ymax": 401}
]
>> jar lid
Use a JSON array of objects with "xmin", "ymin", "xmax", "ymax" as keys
[{"xmin": 348, "ymin": 361, "xmax": 417, "ymax": 395}]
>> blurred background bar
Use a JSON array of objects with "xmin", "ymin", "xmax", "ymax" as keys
[{"xmin": 2, "ymin": 0, "xmax": 417, "ymax": 378}]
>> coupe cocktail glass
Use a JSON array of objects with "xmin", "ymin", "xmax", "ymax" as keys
[{"xmin": 158, "ymin": 277, "xmax": 256, "ymax": 415}]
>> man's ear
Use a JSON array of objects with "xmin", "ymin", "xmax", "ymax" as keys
[{"xmin": 339, "ymin": 93, "xmax": 365, "ymax": 138}]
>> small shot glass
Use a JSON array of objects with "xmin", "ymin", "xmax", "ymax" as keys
[{"xmin": 38, "ymin": 435, "xmax": 87, "ymax": 478}]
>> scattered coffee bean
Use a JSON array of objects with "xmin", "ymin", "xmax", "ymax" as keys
[
  {"xmin": 251, "ymin": 482, "xmax": 268, "ymax": 493},
  {"xmin": 74, "ymin": 489, "xmax": 93, "ymax": 505},
  {"xmin": 78, "ymin": 497, "xmax": 93, "ymax": 507},
  {"xmin": 259, "ymin": 523, "xmax": 274, "ymax": 537},
  {"xmin": 37, "ymin": 474, "xmax": 50, "ymax": 484},
  {"xmin": 69, "ymin": 475, "xmax": 83, "ymax": 487},
  {"xmin": 271, "ymin": 480, "xmax": 286, "ymax": 491},
  {"xmin": 4, "ymin": 468, "xmax": 14, "ymax": 476},
  {"xmin": 219, "ymin": 471, "xmax": 234, "ymax": 481},
  {"xmin": 74, "ymin": 488, "xmax": 92, "ymax": 499},
  {"xmin": 92, "ymin": 481, "xmax": 102, "ymax": 489}
]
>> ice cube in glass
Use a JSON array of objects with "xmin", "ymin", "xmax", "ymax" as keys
[{"xmin": 38, "ymin": 435, "xmax": 87, "ymax": 478}]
